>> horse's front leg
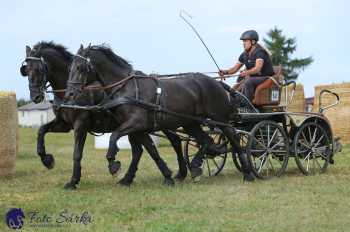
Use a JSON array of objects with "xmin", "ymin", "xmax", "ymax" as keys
[
  {"xmin": 37, "ymin": 118, "xmax": 71, "ymax": 169},
  {"xmin": 64, "ymin": 124, "xmax": 87, "ymax": 190},
  {"xmin": 104, "ymin": 118, "xmax": 147, "ymax": 185},
  {"xmin": 105, "ymin": 121, "xmax": 136, "ymax": 181},
  {"xmin": 106, "ymin": 131, "xmax": 122, "ymax": 178}
]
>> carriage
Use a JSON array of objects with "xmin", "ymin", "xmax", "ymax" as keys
[{"xmin": 178, "ymin": 66, "xmax": 342, "ymax": 179}]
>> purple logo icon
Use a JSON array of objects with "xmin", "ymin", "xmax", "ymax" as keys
[{"xmin": 5, "ymin": 208, "xmax": 25, "ymax": 230}]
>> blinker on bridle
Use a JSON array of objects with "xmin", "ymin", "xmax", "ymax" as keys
[{"xmin": 21, "ymin": 56, "xmax": 50, "ymax": 92}]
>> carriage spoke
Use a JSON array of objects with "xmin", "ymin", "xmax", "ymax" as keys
[
  {"xmin": 270, "ymin": 150, "xmax": 287, "ymax": 154},
  {"xmin": 258, "ymin": 154, "xmax": 268, "ymax": 173},
  {"xmin": 268, "ymin": 128, "xmax": 278, "ymax": 147},
  {"xmin": 270, "ymin": 139, "xmax": 284, "ymax": 150},
  {"xmin": 257, "ymin": 151, "xmax": 268, "ymax": 161},
  {"xmin": 212, "ymin": 159, "xmax": 220, "ymax": 170},
  {"xmin": 303, "ymin": 151, "xmax": 312, "ymax": 162},
  {"xmin": 311, "ymin": 127, "xmax": 318, "ymax": 145},
  {"xmin": 299, "ymin": 141, "xmax": 311, "ymax": 150},
  {"xmin": 314, "ymin": 150, "xmax": 328, "ymax": 160},
  {"xmin": 301, "ymin": 131, "xmax": 310, "ymax": 146},
  {"xmin": 206, "ymin": 159, "xmax": 211, "ymax": 176},
  {"xmin": 314, "ymin": 134, "xmax": 324, "ymax": 148},
  {"xmin": 308, "ymin": 126, "xmax": 312, "ymax": 143},
  {"xmin": 251, "ymin": 149, "xmax": 266, "ymax": 153}
]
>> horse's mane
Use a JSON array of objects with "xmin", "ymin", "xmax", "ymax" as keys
[
  {"xmin": 89, "ymin": 44, "xmax": 133, "ymax": 70},
  {"xmin": 33, "ymin": 41, "xmax": 73, "ymax": 62}
]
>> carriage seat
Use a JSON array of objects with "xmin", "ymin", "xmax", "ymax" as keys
[{"xmin": 252, "ymin": 65, "xmax": 283, "ymax": 106}]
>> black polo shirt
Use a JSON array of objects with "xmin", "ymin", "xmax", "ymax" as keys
[{"xmin": 238, "ymin": 47, "xmax": 275, "ymax": 77}]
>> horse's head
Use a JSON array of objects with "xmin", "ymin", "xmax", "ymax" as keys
[
  {"xmin": 65, "ymin": 44, "xmax": 133, "ymax": 103},
  {"xmin": 20, "ymin": 45, "xmax": 49, "ymax": 103},
  {"xmin": 65, "ymin": 44, "xmax": 100, "ymax": 102}
]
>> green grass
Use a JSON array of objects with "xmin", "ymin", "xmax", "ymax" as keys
[{"xmin": 1, "ymin": 127, "xmax": 350, "ymax": 231}]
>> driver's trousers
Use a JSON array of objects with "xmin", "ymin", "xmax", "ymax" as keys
[{"xmin": 241, "ymin": 76, "xmax": 268, "ymax": 101}]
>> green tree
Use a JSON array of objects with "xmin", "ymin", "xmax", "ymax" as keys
[
  {"xmin": 263, "ymin": 26, "xmax": 313, "ymax": 80},
  {"xmin": 17, "ymin": 98, "xmax": 30, "ymax": 107}
]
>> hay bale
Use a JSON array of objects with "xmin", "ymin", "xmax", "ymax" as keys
[
  {"xmin": 314, "ymin": 83, "xmax": 350, "ymax": 144},
  {"xmin": 280, "ymin": 84, "xmax": 305, "ymax": 112},
  {"xmin": 0, "ymin": 91, "xmax": 18, "ymax": 176}
]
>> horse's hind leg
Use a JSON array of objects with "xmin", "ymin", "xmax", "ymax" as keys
[
  {"xmin": 119, "ymin": 133, "xmax": 174, "ymax": 186},
  {"xmin": 183, "ymin": 125, "xmax": 213, "ymax": 180},
  {"xmin": 118, "ymin": 134, "xmax": 144, "ymax": 186},
  {"xmin": 163, "ymin": 130, "xmax": 187, "ymax": 181},
  {"xmin": 219, "ymin": 126, "xmax": 254, "ymax": 182},
  {"xmin": 138, "ymin": 133, "xmax": 174, "ymax": 186}
]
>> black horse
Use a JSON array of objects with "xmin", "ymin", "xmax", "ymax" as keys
[
  {"xmin": 19, "ymin": 42, "xmax": 188, "ymax": 189},
  {"xmin": 65, "ymin": 44, "xmax": 254, "ymax": 182}
]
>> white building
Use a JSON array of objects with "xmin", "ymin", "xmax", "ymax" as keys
[
  {"xmin": 95, "ymin": 134, "xmax": 159, "ymax": 150},
  {"xmin": 18, "ymin": 101, "xmax": 55, "ymax": 127}
]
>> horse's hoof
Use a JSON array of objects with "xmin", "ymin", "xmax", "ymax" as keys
[
  {"xmin": 243, "ymin": 173, "xmax": 255, "ymax": 182},
  {"xmin": 109, "ymin": 161, "xmax": 121, "ymax": 176},
  {"xmin": 42, "ymin": 154, "xmax": 55, "ymax": 169},
  {"xmin": 118, "ymin": 178, "xmax": 132, "ymax": 187},
  {"xmin": 64, "ymin": 182, "xmax": 77, "ymax": 190},
  {"xmin": 174, "ymin": 172, "xmax": 187, "ymax": 182},
  {"xmin": 190, "ymin": 167, "xmax": 202, "ymax": 181},
  {"xmin": 163, "ymin": 178, "xmax": 175, "ymax": 186}
]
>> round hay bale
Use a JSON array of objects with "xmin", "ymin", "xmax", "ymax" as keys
[
  {"xmin": 280, "ymin": 84, "xmax": 305, "ymax": 112},
  {"xmin": 0, "ymin": 91, "xmax": 18, "ymax": 176},
  {"xmin": 314, "ymin": 83, "xmax": 350, "ymax": 144}
]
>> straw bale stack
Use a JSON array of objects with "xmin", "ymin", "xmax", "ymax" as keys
[
  {"xmin": 0, "ymin": 91, "xmax": 18, "ymax": 176},
  {"xmin": 314, "ymin": 83, "xmax": 350, "ymax": 144}
]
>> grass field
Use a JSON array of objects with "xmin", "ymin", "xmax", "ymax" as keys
[{"xmin": 1, "ymin": 127, "xmax": 350, "ymax": 231}]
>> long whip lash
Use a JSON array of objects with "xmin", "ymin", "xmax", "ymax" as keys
[{"xmin": 180, "ymin": 10, "xmax": 221, "ymax": 71}]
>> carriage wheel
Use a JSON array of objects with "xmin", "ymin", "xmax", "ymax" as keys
[
  {"xmin": 231, "ymin": 132, "xmax": 249, "ymax": 172},
  {"xmin": 247, "ymin": 120, "xmax": 289, "ymax": 179},
  {"xmin": 183, "ymin": 131, "xmax": 227, "ymax": 177},
  {"xmin": 293, "ymin": 122, "xmax": 331, "ymax": 175}
]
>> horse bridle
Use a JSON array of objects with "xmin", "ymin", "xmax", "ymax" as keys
[
  {"xmin": 21, "ymin": 56, "xmax": 50, "ymax": 94},
  {"xmin": 68, "ymin": 54, "xmax": 136, "ymax": 92},
  {"xmin": 66, "ymin": 54, "xmax": 97, "ymax": 94}
]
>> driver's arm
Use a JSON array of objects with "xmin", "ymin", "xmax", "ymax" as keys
[
  {"xmin": 219, "ymin": 62, "xmax": 243, "ymax": 76},
  {"xmin": 245, "ymin": 59, "xmax": 263, "ymax": 76}
]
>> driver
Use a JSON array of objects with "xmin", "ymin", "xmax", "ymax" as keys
[{"xmin": 219, "ymin": 30, "xmax": 274, "ymax": 101}]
